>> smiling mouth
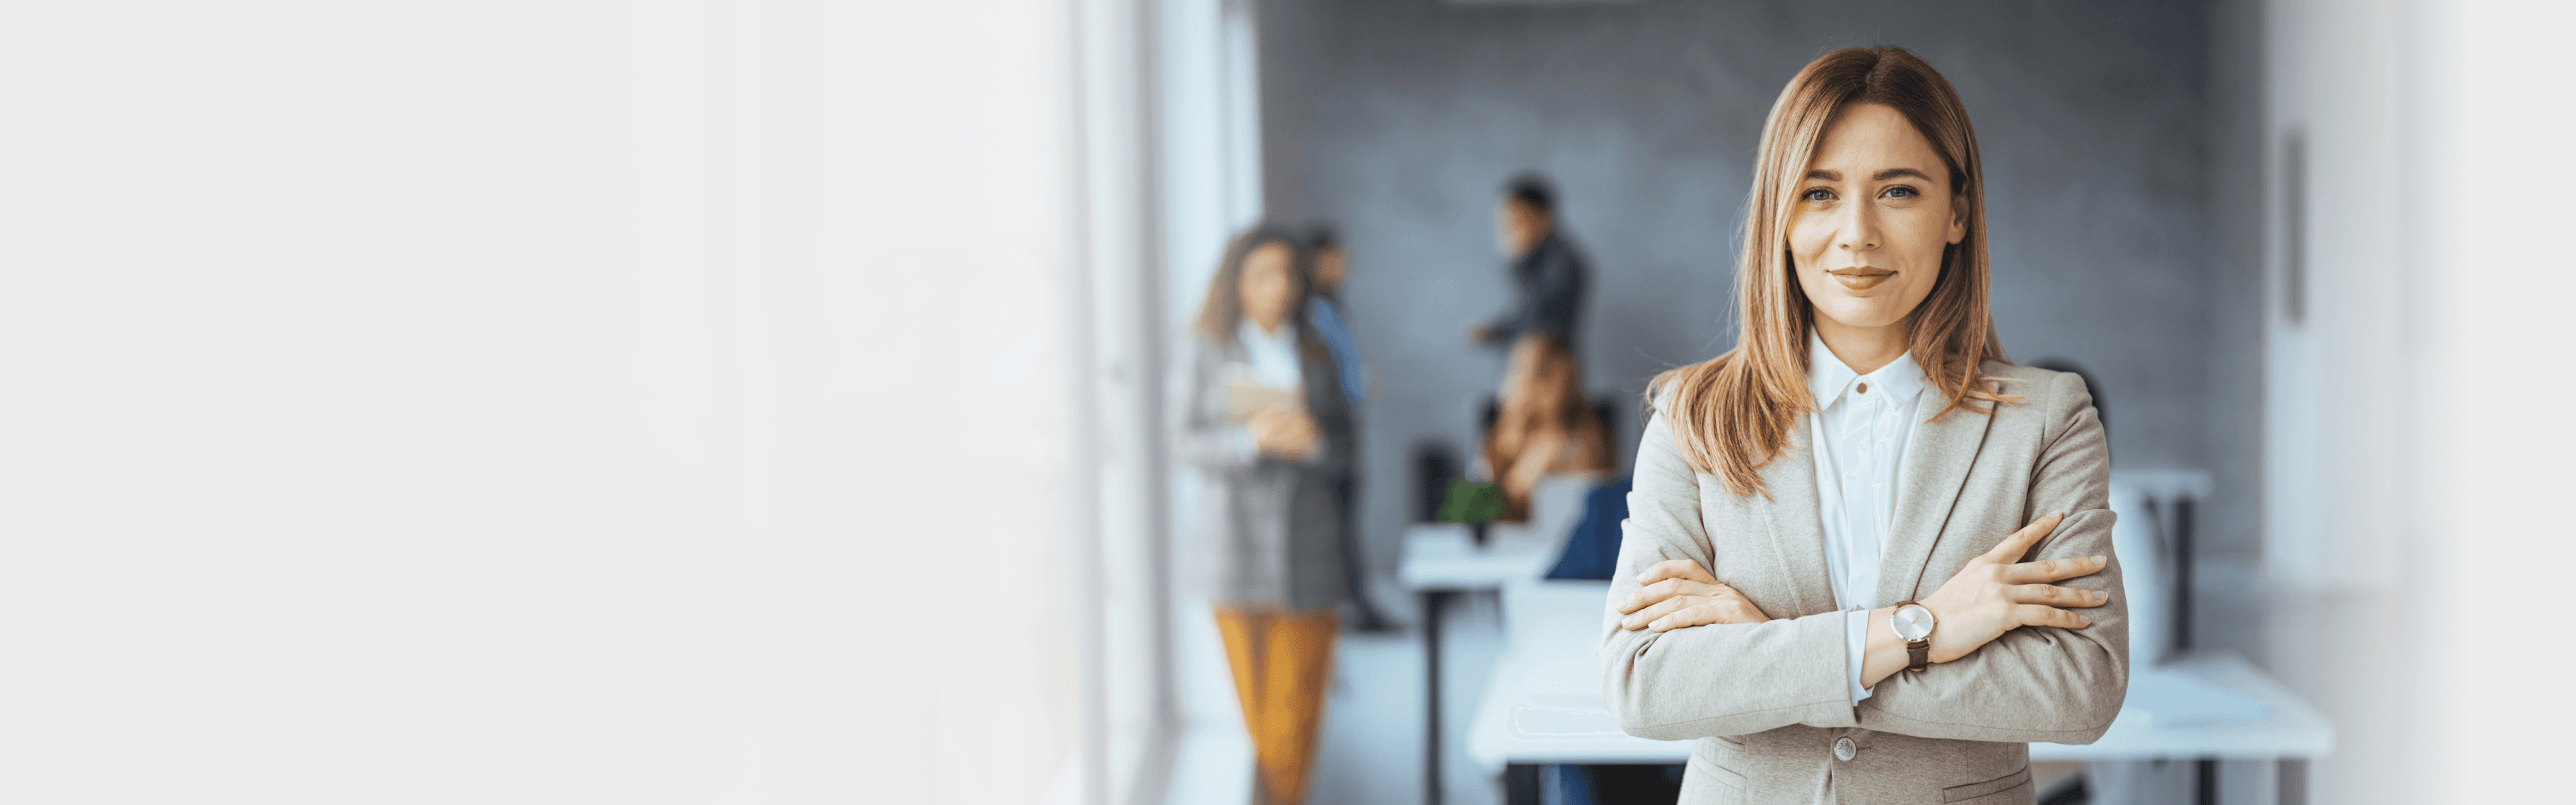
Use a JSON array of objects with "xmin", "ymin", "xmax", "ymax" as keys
[{"xmin": 1828, "ymin": 267, "xmax": 1895, "ymax": 290}]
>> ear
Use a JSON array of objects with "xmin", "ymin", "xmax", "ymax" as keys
[{"xmin": 1947, "ymin": 193, "xmax": 1970, "ymax": 246}]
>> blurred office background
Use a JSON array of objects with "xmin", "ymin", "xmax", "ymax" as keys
[{"xmin": 0, "ymin": 1, "xmax": 2566, "ymax": 804}]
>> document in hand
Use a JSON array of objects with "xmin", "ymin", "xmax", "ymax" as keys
[{"xmin": 1223, "ymin": 380, "xmax": 1303, "ymax": 423}]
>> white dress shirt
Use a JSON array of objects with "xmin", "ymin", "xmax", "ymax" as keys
[
  {"xmin": 1231, "ymin": 320, "xmax": 1305, "ymax": 460},
  {"xmin": 1238, "ymin": 319, "xmax": 1304, "ymax": 390},
  {"xmin": 1807, "ymin": 331, "xmax": 1930, "ymax": 705}
]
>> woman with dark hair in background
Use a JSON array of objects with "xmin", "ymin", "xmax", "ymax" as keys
[
  {"xmin": 1174, "ymin": 225, "xmax": 1356, "ymax": 805},
  {"xmin": 1483, "ymin": 333, "xmax": 1615, "ymax": 522},
  {"xmin": 1601, "ymin": 47, "xmax": 2126, "ymax": 803}
]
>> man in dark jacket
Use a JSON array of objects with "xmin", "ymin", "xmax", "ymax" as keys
[{"xmin": 1468, "ymin": 174, "xmax": 1588, "ymax": 350}]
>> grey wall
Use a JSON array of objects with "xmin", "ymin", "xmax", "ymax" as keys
[{"xmin": 1256, "ymin": 0, "xmax": 2259, "ymax": 625}]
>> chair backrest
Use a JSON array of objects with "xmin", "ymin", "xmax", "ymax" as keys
[{"xmin": 1411, "ymin": 440, "xmax": 1461, "ymax": 523}]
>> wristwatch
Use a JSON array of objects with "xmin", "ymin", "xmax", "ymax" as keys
[{"xmin": 1890, "ymin": 602, "xmax": 1936, "ymax": 673}]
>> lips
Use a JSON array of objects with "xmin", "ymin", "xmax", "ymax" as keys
[{"xmin": 1828, "ymin": 267, "xmax": 1895, "ymax": 291}]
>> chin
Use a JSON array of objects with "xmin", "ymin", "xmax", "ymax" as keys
[{"xmin": 1815, "ymin": 301, "xmax": 1909, "ymax": 330}]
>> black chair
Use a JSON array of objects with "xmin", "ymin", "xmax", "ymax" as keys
[{"xmin": 1412, "ymin": 440, "xmax": 1462, "ymax": 523}]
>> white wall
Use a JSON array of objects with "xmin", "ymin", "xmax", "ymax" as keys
[
  {"xmin": 0, "ymin": 2, "xmax": 1100, "ymax": 802},
  {"xmin": 2263, "ymin": 0, "xmax": 2576, "ymax": 801},
  {"xmin": 1153, "ymin": 1, "xmax": 1273, "ymax": 802},
  {"xmin": 2412, "ymin": 0, "xmax": 2576, "ymax": 798}
]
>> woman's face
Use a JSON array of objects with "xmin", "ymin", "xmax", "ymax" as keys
[
  {"xmin": 1787, "ymin": 103, "xmax": 1966, "ymax": 332},
  {"xmin": 1311, "ymin": 245, "xmax": 1348, "ymax": 294},
  {"xmin": 1238, "ymin": 240, "xmax": 1300, "ymax": 332}
]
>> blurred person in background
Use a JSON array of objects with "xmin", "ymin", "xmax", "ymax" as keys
[
  {"xmin": 1303, "ymin": 224, "xmax": 1391, "ymax": 631},
  {"xmin": 1602, "ymin": 47, "xmax": 2125, "ymax": 802},
  {"xmin": 1305, "ymin": 225, "xmax": 1364, "ymax": 407},
  {"xmin": 1174, "ymin": 225, "xmax": 1356, "ymax": 805},
  {"xmin": 1483, "ymin": 333, "xmax": 1615, "ymax": 522},
  {"xmin": 1468, "ymin": 173, "xmax": 1589, "ymax": 350}
]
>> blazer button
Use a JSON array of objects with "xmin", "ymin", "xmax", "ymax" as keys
[{"xmin": 1833, "ymin": 737, "xmax": 1856, "ymax": 761}]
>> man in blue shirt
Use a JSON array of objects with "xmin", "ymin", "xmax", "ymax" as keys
[
  {"xmin": 1305, "ymin": 225, "xmax": 1387, "ymax": 630},
  {"xmin": 1305, "ymin": 228, "xmax": 1365, "ymax": 407}
]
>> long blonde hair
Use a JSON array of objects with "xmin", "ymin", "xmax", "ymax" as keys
[{"xmin": 1650, "ymin": 46, "xmax": 2013, "ymax": 498}]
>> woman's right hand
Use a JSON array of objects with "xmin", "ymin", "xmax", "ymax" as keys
[
  {"xmin": 1917, "ymin": 512, "xmax": 2110, "ymax": 664},
  {"xmin": 1248, "ymin": 408, "xmax": 1318, "ymax": 460}
]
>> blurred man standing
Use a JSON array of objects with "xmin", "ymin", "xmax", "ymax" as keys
[
  {"xmin": 1468, "ymin": 174, "xmax": 1588, "ymax": 350},
  {"xmin": 1305, "ymin": 225, "xmax": 1391, "ymax": 631},
  {"xmin": 1306, "ymin": 227, "xmax": 1366, "ymax": 408}
]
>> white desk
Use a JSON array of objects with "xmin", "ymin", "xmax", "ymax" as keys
[
  {"xmin": 1397, "ymin": 474, "xmax": 1609, "ymax": 804},
  {"xmin": 1463, "ymin": 580, "xmax": 2333, "ymax": 777},
  {"xmin": 1409, "ymin": 470, "xmax": 2334, "ymax": 804},
  {"xmin": 2032, "ymin": 653, "xmax": 2333, "ymax": 761},
  {"xmin": 1397, "ymin": 520, "xmax": 1550, "ymax": 805},
  {"xmin": 1397, "ymin": 521, "xmax": 1550, "ymax": 591}
]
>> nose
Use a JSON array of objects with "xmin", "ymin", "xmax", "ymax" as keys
[{"xmin": 1837, "ymin": 197, "xmax": 1881, "ymax": 253}]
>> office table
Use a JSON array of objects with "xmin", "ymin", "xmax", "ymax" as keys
[
  {"xmin": 1464, "ymin": 580, "xmax": 2334, "ymax": 804},
  {"xmin": 1397, "ymin": 474, "xmax": 1607, "ymax": 804},
  {"xmin": 1397, "ymin": 521, "xmax": 1543, "ymax": 805}
]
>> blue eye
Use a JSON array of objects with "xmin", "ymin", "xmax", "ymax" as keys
[
  {"xmin": 1884, "ymin": 186, "xmax": 1918, "ymax": 199},
  {"xmin": 1803, "ymin": 188, "xmax": 1835, "ymax": 202}
]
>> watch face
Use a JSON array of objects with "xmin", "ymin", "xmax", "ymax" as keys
[{"xmin": 1892, "ymin": 605, "xmax": 1935, "ymax": 641}]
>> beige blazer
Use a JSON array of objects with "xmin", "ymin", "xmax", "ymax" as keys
[{"xmin": 1601, "ymin": 363, "xmax": 2127, "ymax": 804}]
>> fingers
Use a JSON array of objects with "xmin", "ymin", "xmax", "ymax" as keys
[
  {"xmin": 1637, "ymin": 559, "xmax": 1719, "ymax": 587},
  {"xmin": 1617, "ymin": 578, "xmax": 1727, "ymax": 615},
  {"xmin": 1999, "ymin": 555, "xmax": 2109, "ymax": 584},
  {"xmin": 1978, "ymin": 511, "xmax": 2065, "ymax": 564},
  {"xmin": 1648, "ymin": 600, "xmax": 1761, "ymax": 632},
  {"xmin": 2003, "ymin": 583, "xmax": 2109, "ymax": 608},
  {"xmin": 1619, "ymin": 596, "xmax": 1699, "ymax": 630},
  {"xmin": 2010, "ymin": 604, "xmax": 2094, "ymax": 630}
]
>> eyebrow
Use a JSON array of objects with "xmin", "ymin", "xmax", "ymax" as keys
[{"xmin": 1803, "ymin": 168, "xmax": 1937, "ymax": 182}]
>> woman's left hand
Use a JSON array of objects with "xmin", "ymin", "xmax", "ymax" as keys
[{"xmin": 1616, "ymin": 559, "xmax": 1773, "ymax": 631}]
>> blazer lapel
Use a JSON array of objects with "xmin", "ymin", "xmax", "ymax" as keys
[
  {"xmin": 1878, "ymin": 393, "xmax": 1998, "ymax": 605},
  {"xmin": 1748, "ymin": 421, "xmax": 1835, "ymax": 617}
]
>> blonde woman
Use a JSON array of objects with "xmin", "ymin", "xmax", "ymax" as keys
[
  {"xmin": 1175, "ymin": 225, "xmax": 1354, "ymax": 805},
  {"xmin": 1602, "ymin": 47, "xmax": 2125, "ymax": 804}
]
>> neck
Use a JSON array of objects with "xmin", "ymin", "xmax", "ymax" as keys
[
  {"xmin": 1519, "ymin": 229, "xmax": 1552, "ymax": 258},
  {"xmin": 1811, "ymin": 314, "xmax": 1909, "ymax": 376}
]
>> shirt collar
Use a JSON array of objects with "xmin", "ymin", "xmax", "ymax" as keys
[{"xmin": 1807, "ymin": 329, "xmax": 1928, "ymax": 411}]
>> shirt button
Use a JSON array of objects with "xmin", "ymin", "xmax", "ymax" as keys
[
  {"xmin": 1833, "ymin": 736, "xmax": 1857, "ymax": 761},
  {"xmin": 1857, "ymin": 382, "xmax": 1870, "ymax": 394}
]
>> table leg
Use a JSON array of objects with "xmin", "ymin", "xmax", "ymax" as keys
[
  {"xmin": 1502, "ymin": 763, "xmax": 1541, "ymax": 805},
  {"xmin": 1421, "ymin": 590, "xmax": 1449, "ymax": 805},
  {"xmin": 2278, "ymin": 758, "xmax": 2308, "ymax": 805}
]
